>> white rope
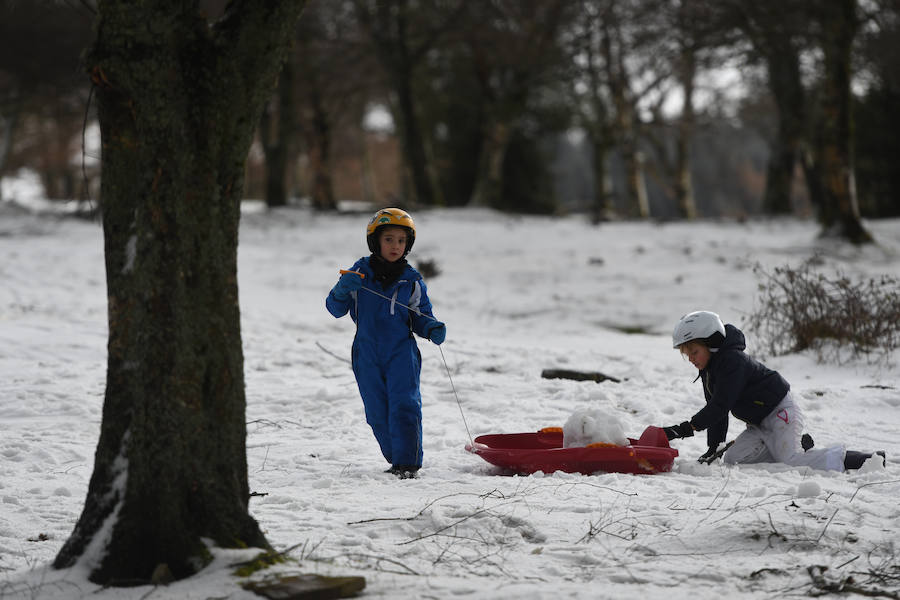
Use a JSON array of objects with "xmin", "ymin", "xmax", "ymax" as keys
[
  {"xmin": 438, "ymin": 345, "xmax": 474, "ymax": 447},
  {"xmin": 355, "ymin": 285, "xmax": 473, "ymax": 446}
]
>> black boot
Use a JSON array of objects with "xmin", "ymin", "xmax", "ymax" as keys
[
  {"xmin": 843, "ymin": 450, "xmax": 885, "ymax": 470},
  {"xmin": 844, "ymin": 451, "xmax": 870, "ymax": 470},
  {"xmin": 385, "ymin": 464, "xmax": 420, "ymax": 479},
  {"xmin": 801, "ymin": 433, "xmax": 814, "ymax": 451}
]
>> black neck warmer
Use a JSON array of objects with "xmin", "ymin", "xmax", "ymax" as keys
[{"xmin": 370, "ymin": 254, "xmax": 407, "ymax": 287}]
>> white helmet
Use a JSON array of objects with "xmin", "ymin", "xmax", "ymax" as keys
[{"xmin": 672, "ymin": 311, "xmax": 726, "ymax": 349}]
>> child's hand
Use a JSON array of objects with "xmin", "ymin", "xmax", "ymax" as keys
[
  {"xmin": 662, "ymin": 421, "xmax": 694, "ymax": 440},
  {"xmin": 332, "ymin": 271, "xmax": 363, "ymax": 300},
  {"xmin": 426, "ymin": 321, "xmax": 446, "ymax": 345}
]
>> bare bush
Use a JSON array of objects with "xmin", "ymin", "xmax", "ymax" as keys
[{"xmin": 747, "ymin": 259, "xmax": 900, "ymax": 364}]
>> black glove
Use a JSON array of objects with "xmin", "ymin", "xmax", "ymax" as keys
[
  {"xmin": 662, "ymin": 421, "xmax": 694, "ymax": 441},
  {"xmin": 698, "ymin": 445, "xmax": 720, "ymax": 464},
  {"xmin": 698, "ymin": 440, "xmax": 734, "ymax": 464}
]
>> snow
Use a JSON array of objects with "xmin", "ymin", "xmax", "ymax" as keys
[
  {"xmin": 2, "ymin": 194, "xmax": 900, "ymax": 599},
  {"xmin": 563, "ymin": 407, "xmax": 629, "ymax": 447}
]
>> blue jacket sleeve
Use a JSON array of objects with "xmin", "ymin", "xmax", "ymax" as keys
[
  {"xmin": 326, "ymin": 287, "xmax": 351, "ymax": 318},
  {"xmin": 326, "ymin": 261, "xmax": 364, "ymax": 318}
]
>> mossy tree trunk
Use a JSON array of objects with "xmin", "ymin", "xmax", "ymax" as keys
[{"xmin": 53, "ymin": 0, "xmax": 307, "ymax": 586}]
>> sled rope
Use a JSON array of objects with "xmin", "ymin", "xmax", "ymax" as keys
[
  {"xmin": 352, "ymin": 283, "xmax": 474, "ymax": 446},
  {"xmin": 439, "ymin": 345, "xmax": 474, "ymax": 447}
]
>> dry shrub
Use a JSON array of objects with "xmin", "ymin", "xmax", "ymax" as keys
[{"xmin": 747, "ymin": 258, "xmax": 900, "ymax": 364}]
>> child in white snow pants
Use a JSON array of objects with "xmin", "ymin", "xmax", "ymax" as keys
[
  {"xmin": 660, "ymin": 311, "xmax": 884, "ymax": 472},
  {"xmin": 722, "ymin": 391, "xmax": 844, "ymax": 471}
]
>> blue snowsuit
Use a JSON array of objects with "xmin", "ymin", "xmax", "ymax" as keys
[{"xmin": 326, "ymin": 257, "xmax": 437, "ymax": 467}]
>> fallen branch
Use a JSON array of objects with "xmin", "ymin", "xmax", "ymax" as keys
[
  {"xmin": 849, "ymin": 479, "xmax": 900, "ymax": 503},
  {"xmin": 816, "ymin": 508, "xmax": 840, "ymax": 543},
  {"xmin": 397, "ymin": 502, "xmax": 518, "ymax": 545},
  {"xmin": 316, "ymin": 341, "xmax": 351, "ymax": 364},
  {"xmin": 347, "ymin": 489, "xmax": 512, "ymax": 526},
  {"xmin": 807, "ymin": 565, "xmax": 900, "ymax": 599},
  {"xmin": 541, "ymin": 368, "xmax": 621, "ymax": 383}
]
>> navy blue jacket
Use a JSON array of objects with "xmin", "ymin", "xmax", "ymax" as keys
[{"xmin": 689, "ymin": 324, "xmax": 790, "ymax": 447}]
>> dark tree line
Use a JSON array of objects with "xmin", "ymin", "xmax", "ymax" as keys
[
  {"xmin": 3, "ymin": 1, "xmax": 899, "ymax": 229},
  {"xmin": 0, "ymin": 2, "xmax": 93, "ymax": 200},
  {"xmin": 261, "ymin": 0, "xmax": 897, "ymax": 242}
]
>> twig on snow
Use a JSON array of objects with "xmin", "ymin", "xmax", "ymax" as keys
[
  {"xmin": 316, "ymin": 341, "xmax": 351, "ymax": 364},
  {"xmin": 849, "ymin": 479, "xmax": 900, "ymax": 503},
  {"xmin": 397, "ymin": 502, "xmax": 518, "ymax": 546},
  {"xmin": 816, "ymin": 508, "xmax": 840, "ymax": 543}
]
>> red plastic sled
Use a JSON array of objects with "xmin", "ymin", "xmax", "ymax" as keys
[{"xmin": 465, "ymin": 425, "xmax": 678, "ymax": 475}]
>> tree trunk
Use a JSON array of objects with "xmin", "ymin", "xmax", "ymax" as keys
[
  {"xmin": 261, "ymin": 60, "xmax": 295, "ymax": 208},
  {"xmin": 590, "ymin": 133, "xmax": 614, "ymax": 223},
  {"xmin": 602, "ymin": 23, "xmax": 649, "ymax": 219},
  {"xmin": 675, "ymin": 41, "xmax": 697, "ymax": 220},
  {"xmin": 763, "ymin": 45, "xmax": 805, "ymax": 214},
  {"xmin": 353, "ymin": 0, "xmax": 442, "ymax": 207},
  {"xmin": 623, "ymin": 139, "xmax": 650, "ymax": 218},
  {"xmin": 53, "ymin": 0, "xmax": 307, "ymax": 585},
  {"xmin": 815, "ymin": 0, "xmax": 872, "ymax": 243},
  {"xmin": 470, "ymin": 120, "xmax": 510, "ymax": 208},
  {"xmin": 305, "ymin": 85, "xmax": 337, "ymax": 210},
  {"xmin": 393, "ymin": 71, "xmax": 435, "ymax": 205}
]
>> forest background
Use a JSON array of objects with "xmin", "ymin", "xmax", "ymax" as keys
[
  {"xmin": 3, "ymin": 0, "xmax": 900, "ymax": 594},
  {"xmin": 2, "ymin": 0, "xmax": 898, "ymax": 233}
]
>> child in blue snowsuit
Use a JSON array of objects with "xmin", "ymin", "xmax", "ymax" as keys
[{"xmin": 326, "ymin": 208, "xmax": 446, "ymax": 479}]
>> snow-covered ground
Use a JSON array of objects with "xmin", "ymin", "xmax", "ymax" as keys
[{"xmin": 1, "ymin": 193, "xmax": 899, "ymax": 599}]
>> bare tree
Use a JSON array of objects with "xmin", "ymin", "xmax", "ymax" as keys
[
  {"xmin": 569, "ymin": 1, "xmax": 618, "ymax": 221},
  {"xmin": 600, "ymin": 2, "xmax": 653, "ymax": 218},
  {"xmin": 0, "ymin": 1, "xmax": 92, "ymax": 199},
  {"xmin": 260, "ymin": 61, "xmax": 295, "ymax": 208},
  {"xmin": 353, "ymin": 0, "xmax": 464, "ymax": 206},
  {"xmin": 293, "ymin": 1, "xmax": 380, "ymax": 210},
  {"xmin": 727, "ymin": 1, "xmax": 816, "ymax": 215},
  {"xmin": 812, "ymin": 0, "xmax": 873, "ymax": 243},
  {"xmin": 53, "ymin": 0, "xmax": 308, "ymax": 585},
  {"xmin": 462, "ymin": 0, "xmax": 571, "ymax": 209}
]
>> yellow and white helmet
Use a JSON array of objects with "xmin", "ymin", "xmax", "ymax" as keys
[{"xmin": 366, "ymin": 208, "xmax": 416, "ymax": 256}]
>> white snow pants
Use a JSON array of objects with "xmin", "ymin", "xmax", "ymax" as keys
[{"xmin": 723, "ymin": 391, "xmax": 846, "ymax": 472}]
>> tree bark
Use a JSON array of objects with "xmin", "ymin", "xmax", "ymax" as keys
[
  {"xmin": 261, "ymin": 61, "xmax": 294, "ymax": 208},
  {"xmin": 815, "ymin": 0, "xmax": 872, "ymax": 243},
  {"xmin": 763, "ymin": 43, "xmax": 806, "ymax": 214},
  {"xmin": 589, "ymin": 133, "xmax": 614, "ymax": 222},
  {"xmin": 354, "ymin": 0, "xmax": 437, "ymax": 206},
  {"xmin": 469, "ymin": 120, "xmax": 511, "ymax": 207},
  {"xmin": 602, "ymin": 22, "xmax": 649, "ymax": 219},
  {"xmin": 305, "ymin": 87, "xmax": 337, "ymax": 210},
  {"xmin": 53, "ymin": 0, "xmax": 307, "ymax": 585},
  {"xmin": 731, "ymin": 2, "xmax": 814, "ymax": 214},
  {"xmin": 0, "ymin": 98, "xmax": 19, "ymax": 196},
  {"xmin": 675, "ymin": 40, "xmax": 697, "ymax": 219}
]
